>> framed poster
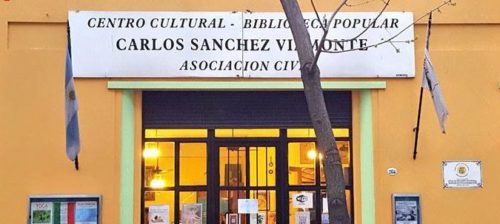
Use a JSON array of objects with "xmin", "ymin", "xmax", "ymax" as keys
[
  {"xmin": 148, "ymin": 205, "xmax": 169, "ymax": 224},
  {"xmin": 226, "ymin": 213, "xmax": 238, "ymax": 224},
  {"xmin": 28, "ymin": 195, "xmax": 101, "ymax": 224},
  {"xmin": 295, "ymin": 211, "xmax": 310, "ymax": 224},
  {"xmin": 250, "ymin": 213, "xmax": 266, "ymax": 224},
  {"xmin": 443, "ymin": 161, "xmax": 482, "ymax": 188},
  {"xmin": 182, "ymin": 203, "xmax": 203, "ymax": 224},
  {"xmin": 225, "ymin": 164, "xmax": 243, "ymax": 186},
  {"xmin": 392, "ymin": 194, "xmax": 421, "ymax": 224}
]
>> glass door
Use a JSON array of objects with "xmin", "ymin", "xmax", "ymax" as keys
[{"xmin": 217, "ymin": 144, "xmax": 278, "ymax": 224}]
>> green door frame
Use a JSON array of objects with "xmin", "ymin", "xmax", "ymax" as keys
[{"xmin": 110, "ymin": 80, "xmax": 383, "ymax": 224}]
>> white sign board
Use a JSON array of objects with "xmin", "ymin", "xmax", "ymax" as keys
[
  {"xmin": 292, "ymin": 192, "xmax": 314, "ymax": 209},
  {"xmin": 69, "ymin": 11, "xmax": 415, "ymax": 78},
  {"xmin": 148, "ymin": 205, "xmax": 169, "ymax": 224},
  {"xmin": 443, "ymin": 161, "xmax": 482, "ymax": 188},
  {"xmin": 238, "ymin": 199, "xmax": 258, "ymax": 214}
]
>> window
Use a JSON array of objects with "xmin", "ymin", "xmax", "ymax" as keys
[
  {"xmin": 142, "ymin": 128, "xmax": 353, "ymax": 224},
  {"xmin": 215, "ymin": 129, "xmax": 280, "ymax": 138},
  {"xmin": 144, "ymin": 142, "xmax": 175, "ymax": 188},
  {"xmin": 143, "ymin": 130, "xmax": 208, "ymax": 223},
  {"xmin": 180, "ymin": 143, "xmax": 207, "ymax": 186}
]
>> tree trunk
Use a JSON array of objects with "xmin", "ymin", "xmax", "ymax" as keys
[{"xmin": 279, "ymin": 0, "xmax": 351, "ymax": 223}]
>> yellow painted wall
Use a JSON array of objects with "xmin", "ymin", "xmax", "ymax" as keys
[
  {"xmin": 0, "ymin": 4, "xmax": 122, "ymax": 223},
  {"xmin": 1, "ymin": 0, "xmax": 499, "ymax": 223},
  {"xmin": 372, "ymin": 23, "xmax": 500, "ymax": 223},
  {"xmin": 0, "ymin": 76, "xmax": 120, "ymax": 224}
]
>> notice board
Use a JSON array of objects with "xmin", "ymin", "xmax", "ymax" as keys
[
  {"xmin": 392, "ymin": 194, "xmax": 421, "ymax": 224},
  {"xmin": 28, "ymin": 195, "xmax": 101, "ymax": 224}
]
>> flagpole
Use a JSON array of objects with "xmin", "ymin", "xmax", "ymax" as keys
[
  {"xmin": 413, "ymin": 87, "xmax": 424, "ymax": 160},
  {"xmin": 413, "ymin": 12, "xmax": 433, "ymax": 160}
]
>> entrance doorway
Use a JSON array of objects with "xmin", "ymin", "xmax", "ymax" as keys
[
  {"xmin": 141, "ymin": 91, "xmax": 353, "ymax": 224},
  {"xmin": 217, "ymin": 143, "xmax": 278, "ymax": 224},
  {"xmin": 141, "ymin": 129, "xmax": 352, "ymax": 224}
]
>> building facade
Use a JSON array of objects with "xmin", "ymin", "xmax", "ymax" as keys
[{"xmin": 1, "ymin": 0, "xmax": 499, "ymax": 223}]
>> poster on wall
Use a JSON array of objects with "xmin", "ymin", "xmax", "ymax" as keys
[
  {"xmin": 182, "ymin": 203, "xmax": 203, "ymax": 224},
  {"xmin": 443, "ymin": 161, "xmax": 482, "ymax": 188},
  {"xmin": 31, "ymin": 202, "xmax": 53, "ymax": 224},
  {"xmin": 292, "ymin": 192, "xmax": 313, "ymax": 209},
  {"xmin": 28, "ymin": 195, "xmax": 101, "ymax": 224},
  {"xmin": 75, "ymin": 201, "xmax": 98, "ymax": 223},
  {"xmin": 295, "ymin": 211, "xmax": 311, "ymax": 224},
  {"xmin": 392, "ymin": 194, "xmax": 421, "ymax": 224},
  {"xmin": 238, "ymin": 199, "xmax": 258, "ymax": 214},
  {"xmin": 250, "ymin": 213, "xmax": 266, "ymax": 224},
  {"xmin": 148, "ymin": 205, "xmax": 169, "ymax": 224}
]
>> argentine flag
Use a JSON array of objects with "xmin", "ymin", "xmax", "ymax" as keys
[{"xmin": 65, "ymin": 31, "xmax": 80, "ymax": 163}]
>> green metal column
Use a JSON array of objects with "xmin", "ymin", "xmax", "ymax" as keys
[
  {"xmin": 120, "ymin": 90, "xmax": 134, "ymax": 224},
  {"xmin": 360, "ymin": 90, "xmax": 375, "ymax": 224}
]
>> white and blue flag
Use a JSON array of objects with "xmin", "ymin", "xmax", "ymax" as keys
[
  {"xmin": 65, "ymin": 30, "xmax": 80, "ymax": 164},
  {"xmin": 422, "ymin": 48, "xmax": 448, "ymax": 133}
]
